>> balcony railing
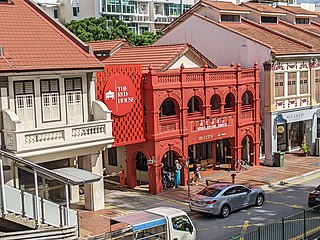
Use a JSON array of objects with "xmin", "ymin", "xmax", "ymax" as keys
[
  {"xmin": 3, "ymin": 120, "xmax": 112, "ymax": 154},
  {"xmin": 275, "ymin": 96, "xmax": 310, "ymax": 110},
  {"xmin": 241, "ymin": 105, "xmax": 254, "ymax": 119},
  {"xmin": 159, "ymin": 115, "xmax": 179, "ymax": 132}
]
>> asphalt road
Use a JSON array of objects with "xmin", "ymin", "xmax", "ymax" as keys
[{"xmin": 103, "ymin": 173, "xmax": 320, "ymax": 240}]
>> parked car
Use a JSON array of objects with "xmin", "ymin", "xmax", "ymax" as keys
[
  {"xmin": 308, "ymin": 185, "xmax": 320, "ymax": 207},
  {"xmin": 189, "ymin": 182, "xmax": 265, "ymax": 218}
]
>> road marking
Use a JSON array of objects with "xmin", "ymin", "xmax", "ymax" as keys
[
  {"xmin": 224, "ymin": 223, "xmax": 264, "ymax": 229},
  {"xmin": 289, "ymin": 225, "xmax": 320, "ymax": 240},
  {"xmin": 241, "ymin": 220, "xmax": 249, "ymax": 233},
  {"xmin": 266, "ymin": 200, "xmax": 304, "ymax": 209}
]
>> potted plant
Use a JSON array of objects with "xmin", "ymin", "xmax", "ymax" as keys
[{"xmin": 300, "ymin": 143, "xmax": 311, "ymax": 156}]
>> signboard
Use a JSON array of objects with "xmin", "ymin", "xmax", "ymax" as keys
[
  {"xmin": 103, "ymin": 74, "xmax": 136, "ymax": 116},
  {"xmin": 281, "ymin": 109, "xmax": 314, "ymax": 123}
]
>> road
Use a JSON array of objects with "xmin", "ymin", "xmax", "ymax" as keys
[{"xmin": 103, "ymin": 173, "xmax": 320, "ymax": 240}]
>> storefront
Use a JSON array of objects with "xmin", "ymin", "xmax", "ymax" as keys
[{"xmin": 270, "ymin": 108, "xmax": 317, "ymax": 154}]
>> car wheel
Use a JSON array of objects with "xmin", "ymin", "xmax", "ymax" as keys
[
  {"xmin": 220, "ymin": 205, "xmax": 230, "ymax": 218},
  {"xmin": 255, "ymin": 194, "xmax": 264, "ymax": 206}
]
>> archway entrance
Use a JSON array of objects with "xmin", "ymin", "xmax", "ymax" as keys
[
  {"xmin": 162, "ymin": 150, "xmax": 178, "ymax": 170},
  {"xmin": 136, "ymin": 152, "xmax": 148, "ymax": 186},
  {"xmin": 216, "ymin": 139, "xmax": 232, "ymax": 164},
  {"xmin": 241, "ymin": 135, "xmax": 253, "ymax": 165}
]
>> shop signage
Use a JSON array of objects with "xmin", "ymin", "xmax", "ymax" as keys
[
  {"xmin": 277, "ymin": 125, "xmax": 285, "ymax": 134},
  {"xmin": 281, "ymin": 109, "xmax": 314, "ymax": 123},
  {"xmin": 199, "ymin": 134, "xmax": 214, "ymax": 141},
  {"xmin": 103, "ymin": 74, "xmax": 136, "ymax": 116},
  {"xmin": 192, "ymin": 117, "xmax": 229, "ymax": 132}
]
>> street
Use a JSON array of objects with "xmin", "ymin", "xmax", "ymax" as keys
[{"xmin": 103, "ymin": 173, "xmax": 320, "ymax": 240}]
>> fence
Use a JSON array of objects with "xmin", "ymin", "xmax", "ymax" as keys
[{"xmin": 230, "ymin": 206, "xmax": 320, "ymax": 240}]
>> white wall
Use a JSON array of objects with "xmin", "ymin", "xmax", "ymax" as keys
[{"xmin": 155, "ymin": 15, "xmax": 271, "ymax": 69}]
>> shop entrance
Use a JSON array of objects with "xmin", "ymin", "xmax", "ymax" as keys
[
  {"xmin": 290, "ymin": 121, "xmax": 304, "ymax": 149},
  {"xmin": 162, "ymin": 150, "xmax": 178, "ymax": 170},
  {"xmin": 216, "ymin": 139, "xmax": 231, "ymax": 164},
  {"xmin": 136, "ymin": 152, "xmax": 148, "ymax": 186}
]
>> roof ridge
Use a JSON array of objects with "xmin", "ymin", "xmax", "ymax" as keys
[
  {"xmin": 242, "ymin": 18, "xmax": 314, "ymax": 50},
  {"xmin": 87, "ymin": 39, "xmax": 126, "ymax": 44},
  {"xmin": 279, "ymin": 19, "xmax": 320, "ymax": 39},
  {"xmin": 162, "ymin": 1, "xmax": 202, "ymax": 33}
]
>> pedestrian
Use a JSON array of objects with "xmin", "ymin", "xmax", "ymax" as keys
[
  {"xmin": 194, "ymin": 164, "xmax": 201, "ymax": 185},
  {"xmin": 162, "ymin": 168, "xmax": 167, "ymax": 190},
  {"xmin": 166, "ymin": 168, "xmax": 173, "ymax": 188},
  {"xmin": 173, "ymin": 160, "xmax": 181, "ymax": 188}
]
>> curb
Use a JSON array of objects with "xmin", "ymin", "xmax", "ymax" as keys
[{"xmin": 260, "ymin": 168, "xmax": 320, "ymax": 191}]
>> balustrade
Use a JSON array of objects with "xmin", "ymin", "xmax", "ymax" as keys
[
  {"xmin": 159, "ymin": 116, "xmax": 179, "ymax": 132},
  {"xmin": 276, "ymin": 97, "xmax": 310, "ymax": 110}
]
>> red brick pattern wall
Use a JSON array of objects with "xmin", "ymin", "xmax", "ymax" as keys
[{"xmin": 96, "ymin": 65, "xmax": 145, "ymax": 146}]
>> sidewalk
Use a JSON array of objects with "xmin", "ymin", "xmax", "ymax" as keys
[
  {"xmin": 157, "ymin": 153, "xmax": 320, "ymax": 203},
  {"xmin": 78, "ymin": 152, "xmax": 320, "ymax": 239}
]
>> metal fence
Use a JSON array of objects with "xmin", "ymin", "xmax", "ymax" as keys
[{"xmin": 230, "ymin": 206, "xmax": 320, "ymax": 240}]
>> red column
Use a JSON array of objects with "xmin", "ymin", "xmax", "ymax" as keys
[
  {"xmin": 148, "ymin": 162, "xmax": 162, "ymax": 194},
  {"xmin": 125, "ymin": 158, "xmax": 137, "ymax": 188}
]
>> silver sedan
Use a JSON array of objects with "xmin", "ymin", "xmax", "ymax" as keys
[{"xmin": 189, "ymin": 182, "xmax": 265, "ymax": 218}]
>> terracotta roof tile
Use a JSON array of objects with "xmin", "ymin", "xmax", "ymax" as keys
[
  {"xmin": 277, "ymin": 5, "xmax": 318, "ymax": 16},
  {"xmin": 242, "ymin": 3, "xmax": 286, "ymax": 15},
  {"xmin": 101, "ymin": 44, "xmax": 216, "ymax": 72},
  {"xmin": 87, "ymin": 40, "xmax": 131, "ymax": 52},
  {"xmin": 201, "ymin": 0, "xmax": 249, "ymax": 12},
  {"xmin": 298, "ymin": 21, "xmax": 320, "ymax": 36},
  {"xmin": 0, "ymin": 0, "xmax": 102, "ymax": 73},
  {"xmin": 219, "ymin": 18, "xmax": 315, "ymax": 55}
]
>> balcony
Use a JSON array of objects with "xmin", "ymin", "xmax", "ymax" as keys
[
  {"xmin": 241, "ymin": 105, "xmax": 254, "ymax": 120},
  {"xmin": 2, "ymin": 101, "xmax": 114, "ymax": 157},
  {"xmin": 155, "ymin": 15, "xmax": 178, "ymax": 23},
  {"xmin": 159, "ymin": 115, "xmax": 179, "ymax": 133}
]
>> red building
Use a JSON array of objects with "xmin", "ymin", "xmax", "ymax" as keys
[{"xmin": 93, "ymin": 42, "xmax": 261, "ymax": 194}]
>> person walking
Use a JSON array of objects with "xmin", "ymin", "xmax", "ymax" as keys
[
  {"xmin": 173, "ymin": 160, "xmax": 181, "ymax": 188},
  {"xmin": 194, "ymin": 164, "xmax": 201, "ymax": 185}
]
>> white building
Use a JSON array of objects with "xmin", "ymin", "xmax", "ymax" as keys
[{"xmin": 1, "ymin": 0, "xmax": 113, "ymax": 212}]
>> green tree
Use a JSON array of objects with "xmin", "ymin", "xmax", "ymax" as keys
[{"xmin": 65, "ymin": 17, "xmax": 163, "ymax": 46}]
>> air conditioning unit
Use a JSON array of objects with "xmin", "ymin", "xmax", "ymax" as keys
[{"xmin": 316, "ymin": 138, "xmax": 320, "ymax": 156}]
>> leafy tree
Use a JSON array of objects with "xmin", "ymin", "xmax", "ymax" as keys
[{"xmin": 65, "ymin": 17, "xmax": 163, "ymax": 46}]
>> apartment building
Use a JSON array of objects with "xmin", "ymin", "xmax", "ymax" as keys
[
  {"xmin": 154, "ymin": 1, "xmax": 320, "ymax": 166},
  {"xmin": 35, "ymin": 0, "xmax": 196, "ymax": 33}
]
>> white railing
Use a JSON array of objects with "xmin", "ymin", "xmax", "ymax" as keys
[
  {"xmin": 3, "ymin": 120, "xmax": 112, "ymax": 153},
  {"xmin": 1, "ymin": 185, "xmax": 77, "ymax": 228}
]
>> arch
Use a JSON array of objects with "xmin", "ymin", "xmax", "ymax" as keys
[
  {"xmin": 210, "ymin": 94, "xmax": 221, "ymax": 112},
  {"xmin": 161, "ymin": 150, "xmax": 179, "ymax": 169},
  {"xmin": 187, "ymin": 96, "xmax": 203, "ymax": 114},
  {"xmin": 241, "ymin": 90, "xmax": 254, "ymax": 106},
  {"xmin": 159, "ymin": 98, "xmax": 179, "ymax": 117},
  {"xmin": 224, "ymin": 92, "xmax": 235, "ymax": 111},
  {"xmin": 241, "ymin": 134, "xmax": 255, "ymax": 165},
  {"xmin": 136, "ymin": 151, "xmax": 148, "ymax": 172},
  {"xmin": 126, "ymin": 146, "xmax": 151, "ymax": 162},
  {"xmin": 157, "ymin": 93, "xmax": 182, "ymax": 110}
]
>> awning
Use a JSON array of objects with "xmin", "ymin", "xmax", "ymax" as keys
[
  {"xmin": 52, "ymin": 168, "xmax": 102, "ymax": 185},
  {"xmin": 111, "ymin": 211, "xmax": 166, "ymax": 232}
]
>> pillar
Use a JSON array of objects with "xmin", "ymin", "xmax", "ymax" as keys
[
  {"xmin": 69, "ymin": 157, "xmax": 79, "ymax": 204},
  {"xmin": 125, "ymin": 158, "xmax": 137, "ymax": 188},
  {"xmin": 148, "ymin": 162, "xmax": 162, "ymax": 194},
  {"xmin": 83, "ymin": 152, "xmax": 105, "ymax": 211}
]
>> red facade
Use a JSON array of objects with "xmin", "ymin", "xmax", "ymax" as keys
[{"xmin": 98, "ymin": 63, "xmax": 260, "ymax": 194}]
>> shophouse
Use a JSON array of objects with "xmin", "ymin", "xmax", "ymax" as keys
[
  {"xmin": 90, "ymin": 42, "xmax": 260, "ymax": 194},
  {"xmin": 0, "ymin": 0, "xmax": 113, "ymax": 211},
  {"xmin": 154, "ymin": 1, "xmax": 320, "ymax": 166}
]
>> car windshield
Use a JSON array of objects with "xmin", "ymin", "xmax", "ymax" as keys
[
  {"xmin": 198, "ymin": 187, "xmax": 221, "ymax": 197},
  {"xmin": 316, "ymin": 185, "xmax": 320, "ymax": 191}
]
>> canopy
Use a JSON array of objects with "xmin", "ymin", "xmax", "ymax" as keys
[{"xmin": 52, "ymin": 167, "xmax": 102, "ymax": 185}]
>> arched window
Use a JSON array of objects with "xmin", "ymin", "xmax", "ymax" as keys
[
  {"xmin": 188, "ymin": 96, "xmax": 201, "ymax": 113},
  {"xmin": 224, "ymin": 93, "xmax": 235, "ymax": 109},
  {"xmin": 242, "ymin": 91, "xmax": 253, "ymax": 106},
  {"xmin": 210, "ymin": 94, "xmax": 221, "ymax": 112},
  {"xmin": 160, "ymin": 99, "xmax": 176, "ymax": 117},
  {"xmin": 136, "ymin": 152, "xmax": 148, "ymax": 171}
]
